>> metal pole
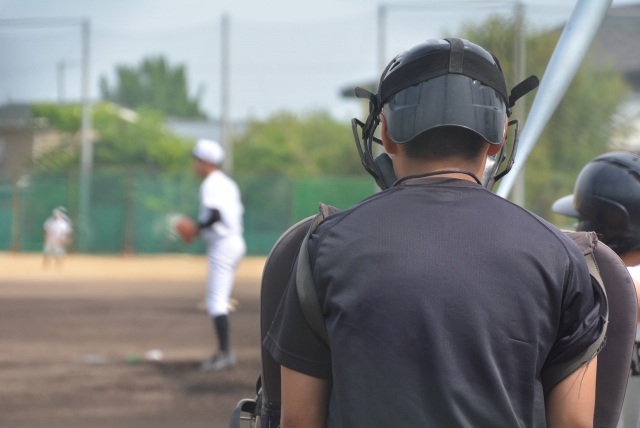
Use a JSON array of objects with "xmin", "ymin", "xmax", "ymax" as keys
[
  {"xmin": 220, "ymin": 13, "xmax": 232, "ymax": 174},
  {"xmin": 78, "ymin": 19, "xmax": 92, "ymax": 251},
  {"xmin": 373, "ymin": 4, "xmax": 387, "ymax": 191},
  {"xmin": 511, "ymin": 2, "xmax": 526, "ymax": 206},
  {"xmin": 378, "ymin": 4, "xmax": 387, "ymax": 78},
  {"xmin": 497, "ymin": 0, "xmax": 613, "ymax": 198},
  {"xmin": 57, "ymin": 60, "xmax": 65, "ymax": 104},
  {"xmin": 10, "ymin": 173, "xmax": 21, "ymax": 253}
]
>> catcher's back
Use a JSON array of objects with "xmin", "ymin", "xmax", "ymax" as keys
[{"xmin": 230, "ymin": 222, "xmax": 637, "ymax": 428}]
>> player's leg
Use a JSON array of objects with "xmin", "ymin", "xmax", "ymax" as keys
[
  {"xmin": 54, "ymin": 244, "xmax": 65, "ymax": 266},
  {"xmin": 43, "ymin": 241, "xmax": 53, "ymax": 268},
  {"xmin": 201, "ymin": 238, "xmax": 245, "ymax": 371}
]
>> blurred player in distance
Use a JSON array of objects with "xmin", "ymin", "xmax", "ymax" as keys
[
  {"xmin": 553, "ymin": 151, "xmax": 640, "ymax": 428},
  {"xmin": 177, "ymin": 139, "xmax": 246, "ymax": 372},
  {"xmin": 43, "ymin": 207, "xmax": 73, "ymax": 267}
]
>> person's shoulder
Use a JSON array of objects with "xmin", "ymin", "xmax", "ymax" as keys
[
  {"xmin": 487, "ymin": 194, "xmax": 584, "ymax": 261},
  {"xmin": 313, "ymin": 188, "xmax": 401, "ymax": 237},
  {"xmin": 209, "ymin": 171, "xmax": 240, "ymax": 190},
  {"xmin": 201, "ymin": 171, "xmax": 224, "ymax": 191}
]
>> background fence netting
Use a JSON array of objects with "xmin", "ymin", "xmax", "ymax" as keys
[{"xmin": 0, "ymin": 169, "xmax": 373, "ymax": 255}]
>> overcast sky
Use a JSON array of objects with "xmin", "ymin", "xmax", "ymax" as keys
[{"xmin": 0, "ymin": 0, "xmax": 636, "ymax": 121}]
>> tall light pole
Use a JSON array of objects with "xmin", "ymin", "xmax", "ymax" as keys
[
  {"xmin": 378, "ymin": 5, "xmax": 387, "ymax": 78},
  {"xmin": 57, "ymin": 60, "xmax": 66, "ymax": 104},
  {"xmin": 57, "ymin": 60, "xmax": 78, "ymax": 104},
  {"xmin": 372, "ymin": 5, "xmax": 388, "ymax": 189},
  {"xmin": 220, "ymin": 13, "xmax": 232, "ymax": 174},
  {"xmin": 78, "ymin": 19, "xmax": 92, "ymax": 251},
  {"xmin": 511, "ymin": 2, "xmax": 527, "ymax": 207}
]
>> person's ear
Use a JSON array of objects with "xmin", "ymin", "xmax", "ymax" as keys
[
  {"xmin": 487, "ymin": 117, "xmax": 508, "ymax": 156},
  {"xmin": 487, "ymin": 140, "xmax": 504, "ymax": 156},
  {"xmin": 380, "ymin": 114, "xmax": 398, "ymax": 155}
]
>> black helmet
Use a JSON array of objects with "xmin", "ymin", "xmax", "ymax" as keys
[
  {"xmin": 352, "ymin": 38, "xmax": 538, "ymax": 190},
  {"xmin": 552, "ymin": 151, "xmax": 640, "ymax": 254}
]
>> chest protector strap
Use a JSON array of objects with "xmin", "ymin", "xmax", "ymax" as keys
[
  {"xmin": 296, "ymin": 213, "xmax": 330, "ymax": 346},
  {"xmin": 296, "ymin": 204, "xmax": 341, "ymax": 347},
  {"xmin": 540, "ymin": 231, "xmax": 609, "ymax": 393}
]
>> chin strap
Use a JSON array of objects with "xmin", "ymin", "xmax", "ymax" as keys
[{"xmin": 393, "ymin": 170, "xmax": 482, "ymax": 187}]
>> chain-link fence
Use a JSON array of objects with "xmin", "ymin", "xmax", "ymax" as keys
[{"xmin": 1, "ymin": 169, "xmax": 373, "ymax": 255}]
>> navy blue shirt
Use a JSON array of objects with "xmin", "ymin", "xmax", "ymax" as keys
[{"xmin": 265, "ymin": 178, "xmax": 605, "ymax": 428}]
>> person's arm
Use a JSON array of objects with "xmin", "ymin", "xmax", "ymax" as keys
[
  {"xmin": 281, "ymin": 366, "xmax": 331, "ymax": 428},
  {"xmin": 545, "ymin": 357, "xmax": 597, "ymax": 428},
  {"xmin": 633, "ymin": 277, "xmax": 640, "ymax": 322},
  {"xmin": 198, "ymin": 208, "xmax": 221, "ymax": 229}
]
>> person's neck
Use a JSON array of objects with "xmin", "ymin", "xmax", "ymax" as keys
[
  {"xmin": 205, "ymin": 166, "xmax": 220, "ymax": 177},
  {"xmin": 393, "ymin": 156, "xmax": 482, "ymax": 183},
  {"xmin": 620, "ymin": 250, "xmax": 640, "ymax": 267}
]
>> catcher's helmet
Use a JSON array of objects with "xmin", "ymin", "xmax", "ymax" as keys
[
  {"xmin": 552, "ymin": 151, "xmax": 640, "ymax": 254},
  {"xmin": 385, "ymin": 39, "xmax": 507, "ymax": 146},
  {"xmin": 352, "ymin": 38, "xmax": 538, "ymax": 190}
]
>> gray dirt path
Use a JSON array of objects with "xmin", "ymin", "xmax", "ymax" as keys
[{"xmin": 0, "ymin": 278, "xmax": 262, "ymax": 428}]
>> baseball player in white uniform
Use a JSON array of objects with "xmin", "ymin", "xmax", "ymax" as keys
[
  {"xmin": 190, "ymin": 139, "xmax": 246, "ymax": 371},
  {"xmin": 43, "ymin": 207, "xmax": 73, "ymax": 266}
]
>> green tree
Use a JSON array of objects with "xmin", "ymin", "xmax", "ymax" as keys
[
  {"xmin": 461, "ymin": 15, "xmax": 629, "ymax": 223},
  {"xmin": 100, "ymin": 56, "xmax": 205, "ymax": 119},
  {"xmin": 234, "ymin": 111, "xmax": 366, "ymax": 177},
  {"xmin": 31, "ymin": 102, "xmax": 192, "ymax": 173}
]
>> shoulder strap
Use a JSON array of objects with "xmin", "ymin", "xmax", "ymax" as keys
[
  {"xmin": 541, "ymin": 231, "xmax": 609, "ymax": 393},
  {"xmin": 296, "ymin": 204, "xmax": 341, "ymax": 347},
  {"xmin": 564, "ymin": 231, "xmax": 609, "ymax": 324}
]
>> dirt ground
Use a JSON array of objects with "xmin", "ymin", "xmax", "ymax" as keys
[{"xmin": 0, "ymin": 253, "xmax": 267, "ymax": 428}]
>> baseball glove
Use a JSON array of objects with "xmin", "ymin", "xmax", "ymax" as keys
[{"xmin": 173, "ymin": 216, "xmax": 198, "ymax": 244}]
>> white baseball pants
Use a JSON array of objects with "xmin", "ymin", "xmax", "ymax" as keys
[{"xmin": 205, "ymin": 236, "xmax": 246, "ymax": 317}]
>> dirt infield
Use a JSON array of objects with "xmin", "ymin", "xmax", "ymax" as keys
[{"xmin": 0, "ymin": 254, "xmax": 267, "ymax": 428}]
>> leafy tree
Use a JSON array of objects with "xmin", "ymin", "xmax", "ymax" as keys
[
  {"xmin": 234, "ymin": 111, "xmax": 366, "ymax": 177},
  {"xmin": 100, "ymin": 56, "xmax": 205, "ymax": 119},
  {"xmin": 31, "ymin": 103, "xmax": 192, "ymax": 173},
  {"xmin": 31, "ymin": 103, "xmax": 82, "ymax": 133},
  {"xmin": 461, "ymin": 15, "xmax": 629, "ymax": 223}
]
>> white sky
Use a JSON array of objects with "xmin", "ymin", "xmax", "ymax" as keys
[{"xmin": 0, "ymin": 0, "xmax": 636, "ymax": 121}]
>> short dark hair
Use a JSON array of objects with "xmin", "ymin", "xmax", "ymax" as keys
[{"xmin": 400, "ymin": 126, "xmax": 488, "ymax": 162}]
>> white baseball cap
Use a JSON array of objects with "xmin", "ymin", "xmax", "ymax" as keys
[{"xmin": 193, "ymin": 139, "xmax": 225, "ymax": 166}]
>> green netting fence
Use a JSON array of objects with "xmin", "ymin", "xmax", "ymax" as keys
[{"xmin": 0, "ymin": 169, "xmax": 373, "ymax": 255}]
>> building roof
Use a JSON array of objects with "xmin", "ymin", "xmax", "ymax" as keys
[
  {"xmin": 592, "ymin": 5, "xmax": 640, "ymax": 75},
  {"xmin": 165, "ymin": 118, "xmax": 221, "ymax": 142},
  {"xmin": 0, "ymin": 103, "xmax": 32, "ymax": 128}
]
